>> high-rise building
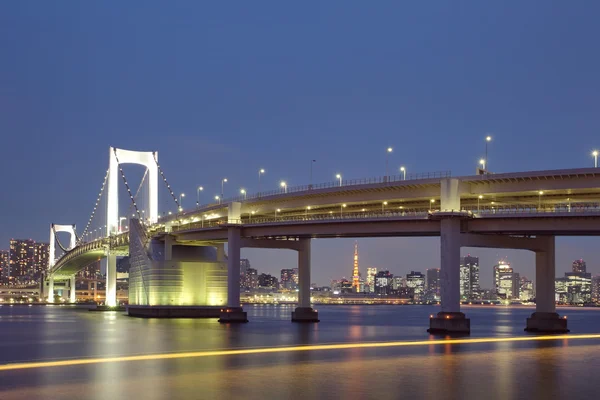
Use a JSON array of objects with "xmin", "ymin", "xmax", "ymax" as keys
[
  {"xmin": 292, "ymin": 268, "xmax": 298, "ymax": 289},
  {"xmin": 258, "ymin": 273, "xmax": 278, "ymax": 289},
  {"xmin": 572, "ymin": 259, "xmax": 587, "ymax": 273},
  {"xmin": 280, "ymin": 269, "xmax": 295, "ymax": 290},
  {"xmin": 9, "ymin": 239, "xmax": 36, "ymax": 284},
  {"xmin": 366, "ymin": 267, "xmax": 377, "ymax": 293},
  {"xmin": 460, "ymin": 255, "xmax": 480, "ymax": 300},
  {"xmin": 494, "ymin": 261, "xmax": 514, "ymax": 299},
  {"xmin": 426, "ymin": 268, "xmax": 441, "ymax": 301},
  {"xmin": 374, "ymin": 270, "xmax": 393, "ymax": 296},
  {"xmin": 0, "ymin": 250, "xmax": 9, "ymax": 284},
  {"xmin": 33, "ymin": 242, "xmax": 49, "ymax": 280},
  {"xmin": 239, "ymin": 259, "xmax": 251, "ymax": 289},
  {"xmin": 592, "ymin": 276, "xmax": 600, "ymax": 304},
  {"xmin": 79, "ymin": 260, "xmax": 102, "ymax": 279},
  {"xmin": 352, "ymin": 242, "xmax": 360, "ymax": 292},
  {"xmin": 519, "ymin": 276, "xmax": 534, "ymax": 301},
  {"xmin": 406, "ymin": 271, "xmax": 425, "ymax": 301},
  {"xmin": 512, "ymin": 272, "xmax": 520, "ymax": 301},
  {"xmin": 391, "ymin": 276, "xmax": 404, "ymax": 290},
  {"xmin": 243, "ymin": 268, "xmax": 258, "ymax": 289}
]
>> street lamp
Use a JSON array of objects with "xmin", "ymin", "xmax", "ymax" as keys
[
  {"xmin": 250, "ymin": 210, "xmax": 255, "ymax": 222},
  {"xmin": 480, "ymin": 159, "xmax": 486, "ymax": 171},
  {"xmin": 340, "ymin": 203, "xmax": 347, "ymax": 216},
  {"xmin": 221, "ymin": 178, "xmax": 228, "ymax": 199},
  {"xmin": 119, "ymin": 217, "xmax": 126, "ymax": 232},
  {"xmin": 178, "ymin": 193, "xmax": 185, "ymax": 212},
  {"xmin": 280, "ymin": 181, "xmax": 287, "ymax": 193},
  {"xmin": 258, "ymin": 169, "xmax": 265, "ymax": 192},
  {"xmin": 485, "ymin": 135, "xmax": 492, "ymax": 171},
  {"xmin": 477, "ymin": 195, "xmax": 483, "ymax": 212},
  {"xmin": 593, "ymin": 151, "xmax": 598, "ymax": 168},
  {"xmin": 382, "ymin": 201, "xmax": 388, "ymax": 212},
  {"xmin": 275, "ymin": 208, "xmax": 281, "ymax": 218},
  {"xmin": 336, "ymin": 174, "xmax": 342, "ymax": 187},
  {"xmin": 196, "ymin": 186, "xmax": 203, "ymax": 208},
  {"xmin": 305, "ymin": 206, "xmax": 311, "ymax": 217},
  {"xmin": 386, "ymin": 147, "xmax": 393, "ymax": 181},
  {"xmin": 400, "ymin": 166, "xmax": 406, "ymax": 180},
  {"xmin": 215, "ymin": 195, "xmax": 221, "ymax": 205},
  {"xmin": 240, "ymin": 188, "xmax": 247, "ymax": 200},
  {"xmin": 430, "ymin": 199, "xmax": 435, "ymax": 211},
  {"xmin": 538, "ymin": 191, "xmax": 544, "ymax": 210}
]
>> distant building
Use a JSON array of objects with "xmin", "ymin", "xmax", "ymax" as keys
[
  {"xmin": 391, "ymin": 276, "xmax": 404, "ymax": 290},
  {"xmin": 242, "ymin": 268, "xmax": 258, "ymax": 289},
  {"xmin": 426, "ymin": 268, "xmax": 440, "ymax": 301},
  {"xmin": 280, "ymin": 269, "xmax": 295, "ymax": 290},
  {"xmin": 340, "ymin": 279, "xmax": 354, "ymax": 294},
  {"xmin": 258, "ymin": 273, "xmax": 278, "ymax": 289},
  {"xmin": 78, "ymin": 260, "xmax": 101, "ymax": 279},
  {"xmin": 33, "ymin": 242, "xmax": 49, "ymax": 281},
  {"xmin": 374, "ymin": 270, "xmax": 393, "ymax": 296},
  {"xmin": 572, "ymin": 259, "xmax": 587, "ymax": 273},
  {"xmin": 519, "ymin": 276, "xmax": 534, "ymax": 301},
  {"xmin": 292, "ymin": 268, "xmax": 298, "ymax": 289},
  {"xmin": 494, "ymin": 261, "xmax": 514, "ymax": 299},
  {"xmin": 512, "ymin": 273, "xmax": 520, "ymax": 301},
  {"xmin": 366, "ymin": 267, "xmax": 377, "ymax": 293},
  {"xmin": 351, "ymin": 242, "xmax": 360, "ymax": 292},
  {"xmin": 592, "ymin": 276, "xmax": 600, "ymax": 304},
  {"xmin": 460, "ymin": 256, "xmax": 480, "ymax": 300},
  {"xmin": 406, "ymin": 271, "xmax": 425, "ymax": 301},
  {"xmin": 0, "ymin": 250, "xmax": 9, "ymax": 284},
  {"xmin": 239, "ymin": 259, "xmax": 251, "ymax": 289},
  {"xmin": 117, "ymin": 257, "xmax": 130, "ymax": 273},
  {"xmin": 9, "ymin": 239, "xmax": 36, "ymax": 284}
]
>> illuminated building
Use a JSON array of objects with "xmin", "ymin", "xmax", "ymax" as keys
[
  {"xmin": 592, "ymin": 276, "xmax": 600, "ymax": 304},
  {"xmin": 258, "ymin": 273, "xmax": 278, "ymax": 289},
  {"xmin": 0, "ymin": 250, "xmax": 9, "ymax": 284},
  {"xmin": 406, "ymin": 271, "xmax": 425, "ymax": 301},
  {"xmin": 352, "ymin": 242, "xmax": 360, "ymax": 292},
  {"xmin": 9, "ymin": 239, "xmax": 35, "ymax": 284},
  {"xmin": 572, "ymin": 259, "xmax": 587, "ymax": 273},
  {"xmin": 460, "ymin": 255, "xmax": 480, "ymax": 300},
  {"xmin": 239, "ymin": 259, "xmax": 251, "ymax": 288},
  {"xmin": 340, "ymin": 279, "xmax": 354, "ymax": 294},
  {"xmin": 374, "ymin": 271, "xmax": 393, "ymax": 295},
  {"xmin": 512, "ymin": 272, "xmax": 520, "ymax": 300},
  {"xmin": 33, "ymin": 242, "xmax": 49, "ymax": 281},
  {"xmin": 366, "ymin": 267, "xmax": 377, "ymax": 293},
  {"xmin": 242, "ymin": 268, "xmax": 258, "ymax": 289},
  {"xmin": 292, "ymin": 268, "xmax": 298, "ymax": 289},
  {"xmin": 426, "ymin": 268, "xmax": 440, "ymax": 301},
  {"xmin": 519, "ymin": 276, "xmax": 534, "ymax": 301},
  {"xmin": 280, "ymin": 269, "xmax": 295, "ymax": 290},
  {"xmin": 493, "ymin": 261, "xmax": 514, "ymax": 299}
]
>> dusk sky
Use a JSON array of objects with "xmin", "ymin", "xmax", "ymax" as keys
[{"xmin": 1, "ymin": 2, "xmax": 600, "ymax": 287}]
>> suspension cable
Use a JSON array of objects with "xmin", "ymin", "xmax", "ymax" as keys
[
  {"xmin": 153, "ymin": 152, "xmax": 180, "ymax": 210},
  {"xmin": 77, "ymin": 168, "xmax": 109, "ymax": 245},
  {"xmin": 113, "ymin": 148, "xmax": 144, "ymax": 225},
  {"xmin": 52, "ymin": 227, "xmax": 70, "ymax": 253},
  {"xmin": 126, "ymin": 168, "xmax": 149, "ymax": 222}
]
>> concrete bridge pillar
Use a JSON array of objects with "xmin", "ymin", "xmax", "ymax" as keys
[
  {"xmin": 219, "ymin": 226, "xmax": 248, "ymax": 323},
  {"xmin": 70, "ymin": 276, "xmax": 76, "ymax": 304},
  {"xmin": 293, "ymin": 239, "xmax": 319, "ymax": 322},
  {"xmin": 105, "ymin": 253, "xmax": 117, "ymax": 307},
  {"xmin": 525, "ymin": 236, "xmax": 569, "ymax": 333},
  {"xmin": 47, "ymin": 275, "xmax": 54, "ymax": 303},
  {"xmin": 428, "ymin": 218, "xmax": 470, "ymax": 334}
]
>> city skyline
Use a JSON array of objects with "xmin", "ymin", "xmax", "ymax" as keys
[{"xmin": 2, "ymin": 2, "xmax": 600, "ymax": 288}]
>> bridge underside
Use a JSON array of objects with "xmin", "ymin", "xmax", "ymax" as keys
[{"xmin": 51, "ymin": 249, "xmax": 107, "ymax": 279}]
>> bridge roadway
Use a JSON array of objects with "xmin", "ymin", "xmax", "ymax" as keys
[{"xmin": 48, "ymin": 167, "xmax": 600, "ymax": 332}]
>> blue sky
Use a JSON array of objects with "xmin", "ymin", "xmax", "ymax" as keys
[{"xmin": 1, "ymin": 1, "xmax": 599, "ymax": 286}]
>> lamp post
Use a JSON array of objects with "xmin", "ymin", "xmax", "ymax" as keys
[
  {"xmin": 258, "ymin": 169, "xmax": 265, "ymax": 192},
  {"xmin": 240, "ymin": 189, "xmax": 247, "ymax": 200},
  {"xmin": 485, "ymin": 135, "xmax": 492, "ymax": 171},
  {"xmin": 305, "ymin": 206, "xmax": 311, "ymax": 217},
  {"xmin": 178, "ymin": 193, "xmax": 185, "ymax": 212},
  {"xmin": 275, "ymin": 208, "xmax": 281, "ymax": 219},
  {"xmin": 382, "ymin": 201, "xmax": 388, "ymax": 213},
  {"xmin": 336, "ymin": 174, "xmax": 342, "ymax": 187},
  {"xmin": 280, "ymin": 181, "xmax": 287, "ymax": 193},
  {"xmin": 538, "ymin": 191, "xmax": 544, "ymax": 210},
  {"xmin": 400, "ymin": 166, "xmax": 406, "ymax": 180},
  {"xmin": 196, "ymin": 186, "xmax": 203, "ymax": 208},
  {"xmin": 593, "ymin": 151, "xmax": 598, "ymax": 168},
  {"xmin": 250, "ymin": 211, "xmax": 255, "ymax": 223},
  {"xmin": 386, "ymin": 147, "xmax": 393, "ymax": 181},
  {"xmin": 340, "ymin": 203, "xmax": 346, "ymax": 216},
  {"xmin": 480, "ymin": 159, "xmax": 486, "ymax": 172},
  {"xmin": 477, "ymin": 195, "xmax": 483, "ymax": 212},
  {"xmin": 430, "ymin": 199, "xmax": 435, "ymax": 212},
  {"xmin": 215, "ymin": 195, "xmax": 221, "ymax": 205},
  {"xmin": 221, "ymin": 178, "xmax": 227, "ymax": 199}
]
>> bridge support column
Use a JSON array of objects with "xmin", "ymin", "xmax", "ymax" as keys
[
  {"xmin": 428, "ymin": 218, "xmax": 470, "ymax": 334},
  {"xmin": 525, "ymin": 236, "xmax": 569, "ymax": 333},
  {"xmin": 293, "ymin": 239, "xmax": 319, "ymax": 322},
  {"xmin": 47, "ymin": 275, "xmax": 55, "ymax": 303},
  {"xmin": 105, "ymin": 253, "xmax": 117, "ymax": 307},
  {"xmin": 219, "ymin": 226, "xmax": 248, "ymax": 323},
  {"xmin": 69, "ymin": 276, "xmax": 76, "ymax": 304}
]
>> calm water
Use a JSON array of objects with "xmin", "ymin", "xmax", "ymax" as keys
[{"xmin": 0, "ymin": 304, "xmax": 599, "ymax": 399}]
